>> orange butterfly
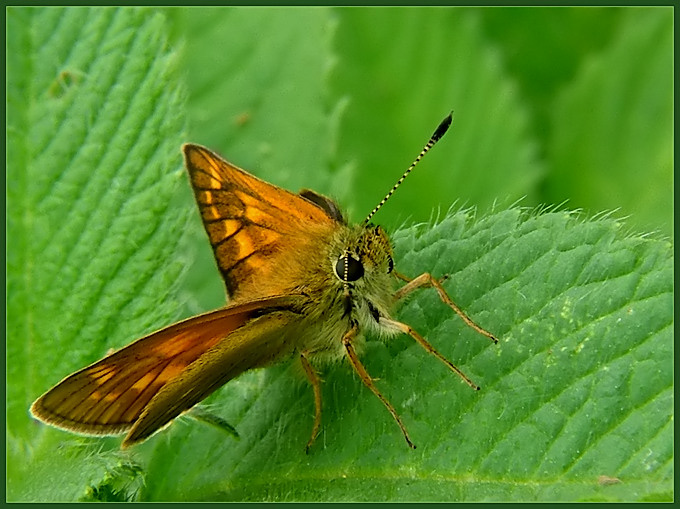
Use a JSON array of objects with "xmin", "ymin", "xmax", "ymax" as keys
[{"xmin": 31, "ymin": 113, "xmax": 497, "ymax": 450}]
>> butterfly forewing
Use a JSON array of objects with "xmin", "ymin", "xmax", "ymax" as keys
[
  {"xmin": 30, "ymin": 296, "xmax": 304, "ymax": 440},
  {"xmin": 182, "ymin": 144, "xmax": 336, "ymax": 301}
]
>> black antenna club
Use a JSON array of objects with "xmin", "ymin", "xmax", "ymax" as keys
[{"xmin": 363, "ymin": 112, "xmax": 454, "ymax": 225}]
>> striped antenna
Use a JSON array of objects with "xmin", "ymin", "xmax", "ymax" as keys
[{"xmin": 363, "ymin": 112, "xmax": 453, "ymax": 225}]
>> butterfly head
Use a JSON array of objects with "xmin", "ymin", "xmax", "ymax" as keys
[
  {"xmin": 333, "ymin": 224, "xmax": 393, "ymax": 282},
  {"xmin": 330, "ymin": 224, "xmax": 395, "ymax": 331},
  {"xmin": 325, "ymin": 113, "xmax": 453, "ymax": 330}
]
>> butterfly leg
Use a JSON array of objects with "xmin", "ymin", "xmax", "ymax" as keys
[
  {"xmin": 393, "ymin": 271, "xmax": 498, "ymax": 344},
  {"xmin": 380, "ymin": 317, "xmax": 480, "ymax": 390},
  {"xmin": 300, "ymin": 353, "xmax": 322, "ymax": 453},
  {"xmin": 342, "ymin": 321, "xmax": 416, "ymax": 449}
]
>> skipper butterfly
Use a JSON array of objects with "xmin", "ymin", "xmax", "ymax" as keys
[{"xmin": 31, "ymin": 113, "xmax": 497, "ymax": 450}]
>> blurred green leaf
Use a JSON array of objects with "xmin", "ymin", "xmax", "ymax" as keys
[
  {"xmin": 545, "ymin": 8, "xmax": 672, "ymax": 236},
  {"xmin": 330, "ymin": 8, "xmax": 542, "ymax": 227},
  {"xmin": 479, "ymin": 7, "xmax": 622, "ymax": 140},
  {"xmin": 169, "ymin": 7, "xmax": 336, "ymax": 193},
  {"xmin": 7, "ymin": 7, "xmax": 187, "ymax": 501}
]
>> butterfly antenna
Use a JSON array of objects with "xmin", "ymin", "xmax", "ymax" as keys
[{"xmin": 363, "ymin": 112, "xmax": 453, "ymax": 225}]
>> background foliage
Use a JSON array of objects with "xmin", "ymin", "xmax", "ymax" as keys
[{"xmin": 6, "ymin": 6, "xmax": 672, "ymax": 502}]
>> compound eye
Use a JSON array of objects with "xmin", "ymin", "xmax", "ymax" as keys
[{"xmin": 334, "ymin": 254, "xmax": 364, "ymax": 282}]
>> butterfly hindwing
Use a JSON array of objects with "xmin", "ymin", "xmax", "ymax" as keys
[
  {"xmin": 30, "ymin": 295, "xmax": 305, "ymax": 441},
  {"xmin": 125, "ymin": 299, "xmax": 304, "ymax": 446}
]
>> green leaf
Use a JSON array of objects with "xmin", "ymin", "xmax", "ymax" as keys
[
  {"xmin": 7, "ymin": 7, "xmax": 186, "ymax": 501},
  {"xmin": 137, "ymin": 208, "xmax": 671, "ymax": 502},
  {"xmin": 545, "ymin": 8, "xmax": 672, "ymax": 236}
]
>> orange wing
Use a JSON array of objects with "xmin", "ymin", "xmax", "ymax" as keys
[
  {"xmin": 183, "ymin": 144, "xmax": 337, "ymax": 301},
  {"xmin": 30, "ymin": 295, "xmax": 304, "ymax": 445}
]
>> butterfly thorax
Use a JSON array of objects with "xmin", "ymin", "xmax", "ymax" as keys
[{"xmin": 293, "ymin": 222, "xmax": 400, "ymax": 363}]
